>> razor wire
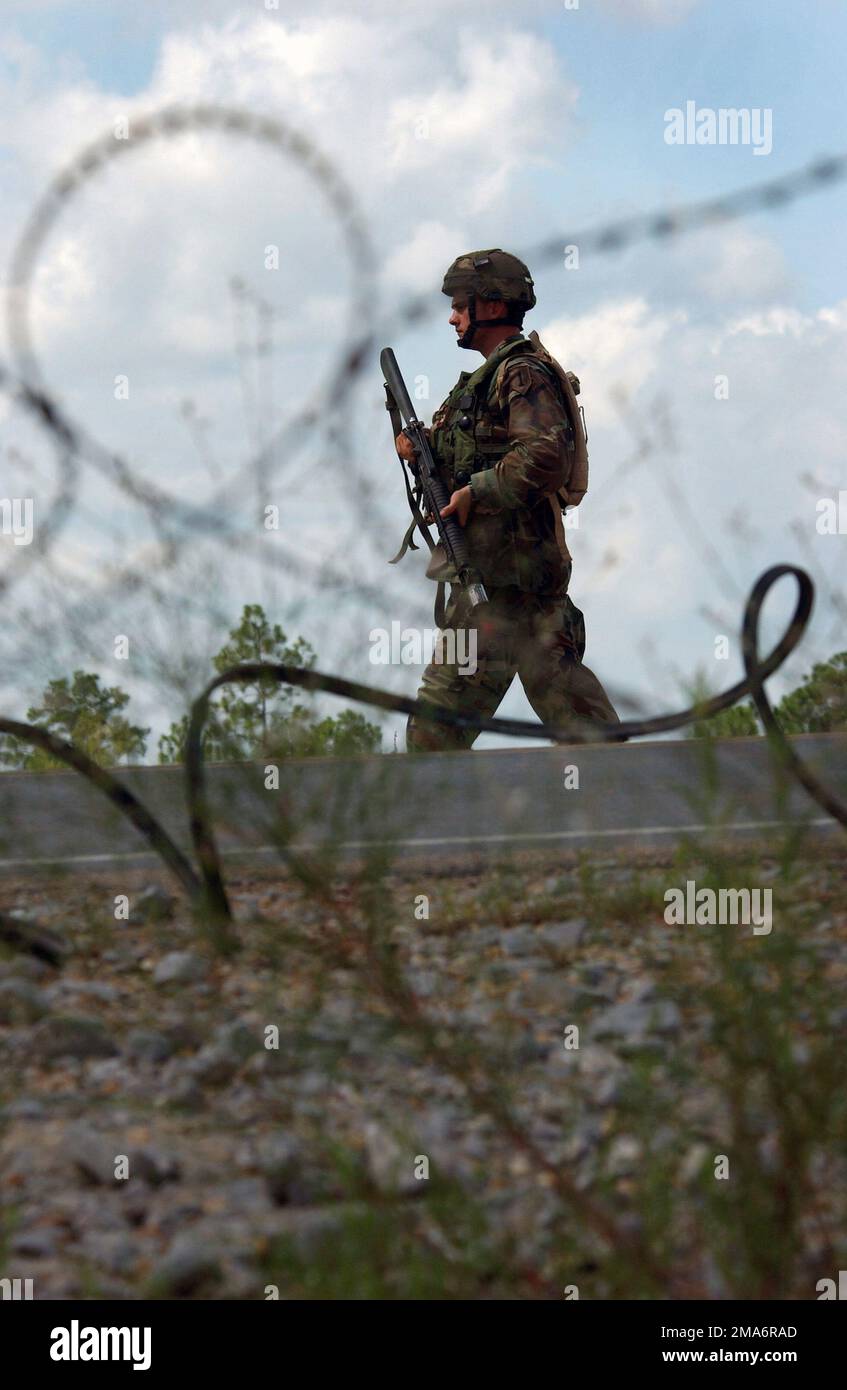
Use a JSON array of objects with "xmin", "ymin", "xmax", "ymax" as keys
[
  {"xmin": 4, "ymin": 107, "xmax": 846, "ymax": 598},
  {"xmin": 0, "ymin": 106, "xmax": 846, "ymax": 942}
]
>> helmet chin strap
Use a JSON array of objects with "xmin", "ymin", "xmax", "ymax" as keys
[
  {"xmin": 457, "ymin": 293, "xmax": 480, "ymax": 349},
  {"xmin": 457, "ymin": 294, "xmax": 521, "ymax": 350}
]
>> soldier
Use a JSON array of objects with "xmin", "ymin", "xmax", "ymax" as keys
[{"xmin": 396, "ymin": 248, "xmax": 620, "ymax": 751}]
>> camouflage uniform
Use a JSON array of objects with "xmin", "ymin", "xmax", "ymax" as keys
[{"xmin": 406, "ymin": 251, "xmax": 619, "ymax": 751}]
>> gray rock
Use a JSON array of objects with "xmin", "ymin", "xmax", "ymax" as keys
[
  {"xmin": 1, "ymin": 1097, "xmax": 46, "ymax": 1119},
  {"xmin": 153, "ymin": 951, "xmax": 208, "ymax": 986},
  {"xmin": 214, "ymin": 1020, "xmax": 262, "ymax": 1061},
  {"xmin": 129, "ymin": 885, "xmax": 176, "ymax": 924},
  {"xmin": 648, "ymin": 999, "xmax": 682, "ymax": 1033},
  {"xmin": 219, "ymin": 1177, "xmax": 272, "ymax": 1213},
  {"xmin": 515, "ymin": 1032, "xmax": 549, "ymax": 1063},
  {"xmin": 482, "ymin": 960, "xmax": 526, "ymax": 984},
  {"xmin": 590, "ymin": 998, "xmax": 681, "ymax": 1042},
  {"xmin": 146, "ymin": 1203, "xmax": 203, "ymax": 1243},
  {"xmin": 0, "ymin": 978, "xmax": 51, "ymax": 1024},
  {"xmin": 364, "ymin": 1120, "xmax": 420, "ymax": 1196},
  {"xmin": 0, "ymin": 913, "xmax": 67, "ymax": 967},
  {"xmin": 160, "ymin": 1075, "xmax": 205, "ymax": 1111},
  {"xmin": 406, "ymin": 968, "xmax": 437, "ymax": 997},
  {"xmin": 314, "ymin": 995, "xmax": 355, "ymax": 1029},
  {"xmin": 67, "ymin": 1127, "xmax": 180, "ymax": 1188},
  {"xmin": 758, "ymin": 1131, "xmax": 780, "ymax": 1174},
  {"xmin": 628, "ymin": 976, "xmax": 658, "ymax": 1004},
  {"xmin": 218, "ymin": 1258, "xmax": 263, "ymax": 1300},
  {"xmin": 572, "ymin": 1042, "xmax": 624, "ymax": 1105},
  {"xmin": 149, "ymin": 1239, "xmax": 220, "ymax": 1297},
  {"xmin": 260, "ymin": 1135, "xmax": 321, "ymax": 1206},
  {"xmin": 469, "ymin": 927, "xmax": 504, "ymax": 947},
  {"xmin": 88, "ymin": 1058, "xmax": 136, "ymax": 1090},
  {"xmin": 52, "ymin": 980, "xmax": 119, "ymax": 1003},
  {"xmin": 558, "ymin": 1129, "xmax": 592, "ymax": 1165},
  {"xmin": 270, "ymin": 1206, "xmax": 349, "ymax": 1261},
  {"xmin": 575, "ymin": 964, "xmax": 619, "ymax": 996},
  {"xmin": 501, "ymin": 927, "xmax": 541, "ymax": 958},
  {"xmin": 32, "ymin": 1014, "xmax": 119, "ymax": 1061},
  {"xmin": 82, "ymin": 1232, "xmax": 138, "ymax": 1276},
  {"xmin": 606, "ymin": 1135, "xmax": 642, "ymax": 1177},
  {"xmin": 130, "ymin": 1147, "xmax": 182, "ymax": 1187},
  {"xmin": 126, "ymin": 1029, "xmax": 175, "ymax": 1065},
  {"xmin": 298, "ymin": 1069, "xmax": 331, "ymax": 1097},
  {"xmin": 539, "ymin": 919, "xmax": 586, "ymax": 951},
  {"xmin": 188, "ymin": 1044, "xmax": 239, "ymax": 1086},
  {"xmin": 461, "ymin": 1001, "xmax": 498, "ymax": 1027},
  {"xmin": 67, "ymin": 1127, "xmax": 125, "ymax": 1185},
  {"xmin": 0, "ymin": 957, "xmax": 50, "ymax": 982},
  {"xmin": 11, "ymin": 1229, "xmax": 57, "ymax": 1258},
  {"xmin": 161, "ymin": 1017, "xmax": 205, "ymax": 1051}
]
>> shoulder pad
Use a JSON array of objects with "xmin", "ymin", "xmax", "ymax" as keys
[
  {"xmin": 503, "ymin": 361, "xmax": 534, "ymax": 398},
  {"xmin": 497, "ymin": 355, "xmax": 552, "ymax": 400}
]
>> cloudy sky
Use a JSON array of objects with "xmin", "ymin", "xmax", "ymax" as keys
[{"xmin": 0, "ymin": 0, "xmax": 845, "ymax": 751}]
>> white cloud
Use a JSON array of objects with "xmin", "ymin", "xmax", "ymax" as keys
[
  {"xmin": 502, "ymin": 266, "xmax": 847, "ymax": 716},
  {"xmin": 689, "ymin": 226, "xmax": 789, "ymax": 303},
  {"xmin": 382, "ymin": 222, "xmax": 463, "ymax": 294},
  {"xmin": 726, "ymin": 306, "xmax": 822, "ymax": 338},
  {"xmin": 386, "ymin": 31, "xmax": 575, "ymax": 210},
  {"xmin": 0, "ymin": 1, "xmax": 842, "ymax": 732},
  {"xmin": 540, "ymin": 297, "xmax": 687, "ymax": 426},
  {"xmin": 26, "ymin": 235, "xmax": 96, "ymax": 339}
]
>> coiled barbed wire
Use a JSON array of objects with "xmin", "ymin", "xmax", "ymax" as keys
[
  {"xmin": 2, "ymin": 109, "xmax": 846, "ymax": 952},
  {"xmin": 183, "ymin": 565, "xmax": 846, "ymax": 943},
  {"xmin": 2, "ymin": 565, "xmax": 842, "ymax": 953},
  {"xmin": 0, "ymin": 717, "xmax": 199, "ymax": 896},
  {"xmin": 4, "ymin": 107, "xmax": 846, "ymax": 601},
  {"xmin": 3, "ymin": 105, "xmax": 378, "ymax": 599}
]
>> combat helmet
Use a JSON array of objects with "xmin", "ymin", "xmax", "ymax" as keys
[{"xmin": 442, "ymin": 248, "xmax": 536, "ymax": 348}]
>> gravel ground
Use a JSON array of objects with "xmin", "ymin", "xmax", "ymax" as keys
[{"xmin": 1, "ymin": 840, "xmax": 845, "ymax": 1300}]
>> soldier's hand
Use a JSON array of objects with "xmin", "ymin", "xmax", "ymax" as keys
[
  {"xmin": 440, "ymin": 486, "xmax": 474, "ymax": 527},
  {"xmin": 395, "ymin": 428, "xmax": 428, "ymax": 462}
]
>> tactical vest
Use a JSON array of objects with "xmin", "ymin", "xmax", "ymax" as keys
[
  {"xmin": 430, "ymin": 332, "xmax": 588, "ymax": 506},
  {"xmin": 421, "ymin": 334, "xmax": 586, "ymax": 593}
]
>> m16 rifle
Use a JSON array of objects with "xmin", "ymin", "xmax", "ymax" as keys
[{"xmin": 380, "ymin": 346, "xmax": 488, "ymax": 610}]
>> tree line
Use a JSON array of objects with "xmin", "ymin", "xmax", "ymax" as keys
[
  {"xmin": 693, "ymin": 651, "xmax": 847, "ymax": 738},
  {"xmin": 1, "ymin": 608, "xmax": 843, "ymax": 770},
  {"xmin": 0, "ymin": 605, "xmax": 381, "ymax": 771}
]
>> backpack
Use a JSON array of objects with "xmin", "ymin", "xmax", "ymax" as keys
[{"xmin": 521, "ymin": 330, "xmax": 589, "ymax": 508}]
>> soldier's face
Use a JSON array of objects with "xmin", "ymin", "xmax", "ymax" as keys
[
  {"xmin": 449, "ymin": 296, "xmax": 471, "ymax": 338},
  {"xmin": 449, "ymin": 295, "xmax": 507, "ymax": 339}
]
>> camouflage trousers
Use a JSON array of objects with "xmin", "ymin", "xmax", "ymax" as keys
[{"xmin": 406, "ymin": 583, "xmax": 620, "ymax": 752}]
